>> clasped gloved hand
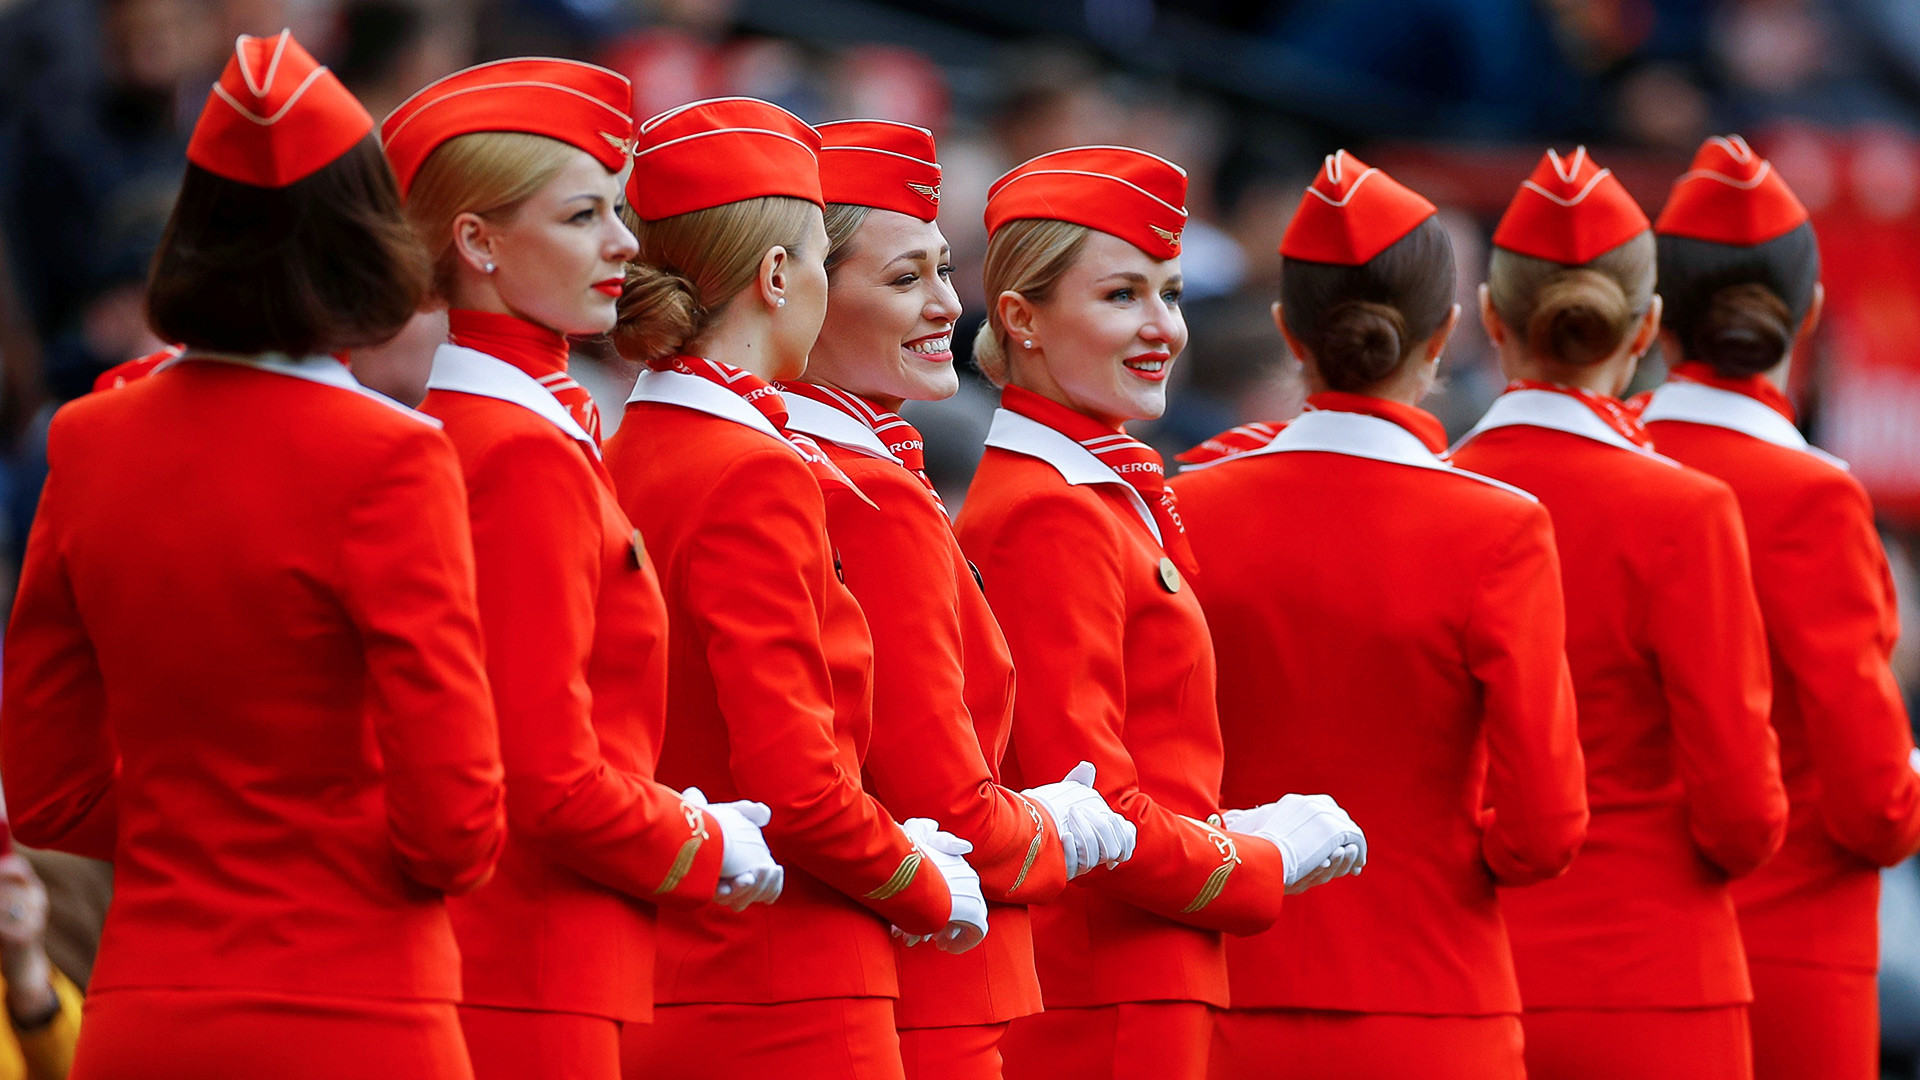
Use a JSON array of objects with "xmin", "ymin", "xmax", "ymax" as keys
[
  {"xmin": 683, "ymin": 787, "xmax": 784, "ymax": 912},
  {"xmin": 1021, "ymin": 761, "xmax": 1138, "ymax": 878},
  {"xmin": 1224, "ymin": 793, "xmax": 1366, "ymax": 895},
  {"xmin": 891, "ymin": 818, "xmax": 989, "ymax": 955}
]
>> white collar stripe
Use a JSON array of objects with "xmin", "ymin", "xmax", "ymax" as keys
[
  {"xmin": 1179, "ymin": 410, "xmax": 1534, "ymax": 500},
  {"xmin": 1455, "ymin": 390, "xmax": 1679, "ymax": 465},
  {"xmin": 625, "ymin": 368, "xmax": 802, "ymax": 456},
  {"xmin": 984, "ymin": 409, "xmax": 1162, "ymax": 542},
  {"xmin": 172, "ymin": 351, "xmax": 440, "ymax": 427},
  {"xmin": 1641, "ymin": 381, "xmax": 1848, "ymax": 469},
  {"xmin": 780, "ymin": 393, "xmax": 896, "ymax": 462},
  {"xmin": 425, "ymin": 344, "xmax": 597, "ymax": 453}
]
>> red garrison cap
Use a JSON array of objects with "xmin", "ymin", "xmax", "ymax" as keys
[
  {"xmin": 1493, "ymin": 147, "xmax": 1650, "ymax": 263},
  {"xmin": 627, "ymin": 97, "xmax": 822, "ymax": 221},
  {"xmin": 186, "ymin": 31, "xmax": 373, "ymax": 189},
  {"xmin": 1655, "ymin": 134, "xmax": 1810, "ymax": 246},
  {"xmin": 984, "ymin": 146, "xmax": 1188, "ymax": 260},
  {"xmin": 1279, "ymin": 150, "xmax": 1437, "ymax": 265},
  {"xmin": 817, "ymin": 119, "xmax": 941, "ymax": 221},
  {"xmin": 380, "ymin": 58, "xmax": 633, "ymax": 197}
]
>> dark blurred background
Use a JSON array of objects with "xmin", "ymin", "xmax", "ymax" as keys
[{"xmin": 6, "ymin": 0, "xmax": 1920, "ymax": 1069}]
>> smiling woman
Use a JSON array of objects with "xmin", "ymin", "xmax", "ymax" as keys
[{"xmin": 377, "ymin": 60, "xmax": 784, "ymax": 1080}]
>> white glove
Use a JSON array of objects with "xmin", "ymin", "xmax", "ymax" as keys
[
  {"xmin": 1223, "ymin": 793, "xmax": 1365, "ymax": 895},
  {"xmin": 1909, "ymin": 747, "xmax": 1920, "ymax": 777},
  {"xmin": 893, "ymin": 818, "xmax": 988, "ymax": 955},
  {"xmin": 1021, "ymin": 761, "xmax": 1137, "ymax": 878},
  {"xmin": 683, "ymin": 787, "xmax": 784, "ymax": 912}
]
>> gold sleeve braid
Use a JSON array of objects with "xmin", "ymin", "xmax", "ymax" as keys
[
  {"xmin": 1180, "ymin": 814, "xmax": 1242, "ymax": 914},
  {"xmin": 865, "ymin": 846, "xmax": 926, "ymax": 901},
  {"xmin": 1008, "ymin": 795, "xmax": 1049, "ymax": 893},
  {"xmin": 653, "ymin": 795, "xmax": 712, "ymax": 896}
]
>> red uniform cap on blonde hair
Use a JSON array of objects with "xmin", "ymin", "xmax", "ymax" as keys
[
  {"xmin": 984, "ymin": 146, "xmax": 1188, "ymax": 260},
  {"xmin": 186, "ymin": 31, "xmax": 373, "ymax": 189},
  {"xmin": 379, "ymin": 58, "xmax": 633, "ymax": 196},
  {"xmin": 1493, "ymin": 146, "xmax": 1650, "ymax": 264},
  {"xmin": 626, "ymin": 97, "xmax": 822, "ymax": 221},
  {"xmin": 817, "ymin": 119, "xmax": 940, "ymax": 221},
  {"xmin": 1655, "ymin": 134, "xmax": 1809, "ymax": 246},
  {"xmin": 1279, "ymin": 150, "xmax": 1437, "ymax": 265}
]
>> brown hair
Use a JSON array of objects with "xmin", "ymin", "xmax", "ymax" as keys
[
  {"xmin": 971, "ymin": 218, "xmax": 1091, "ymax": 386},
  {"xmin": 1487, "ymin": 231, "xmax": 1655, "ymax": 366},
  {"xmin": 1656, "ymin": 223, "xmax": 1819, "ymax": 377},
  {"xmin": 147, "ymin": 135, "xmax": 429, "ymax": 356},
  {"xmin": 823, "ymin": 203, "xmax": 871, "ymax": 278},
  {"xmin": 612, "ymin": 196, "xmax": 819, "ymax": 368},
  {"xmin": 1278, "ymin": 215, "xmax": 1456, "ymax": 393},
  {"xmin": 402, "ymin": 131, "xmax": 578, "ymax": 300}
]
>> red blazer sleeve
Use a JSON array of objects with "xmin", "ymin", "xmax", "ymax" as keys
[
  {"xmin": 976, "ymin": 490, "xmax": 1286, "ymax": 936},
  {"xmin": 1467, "ymin": 505, "xmax": 1588, "ymax": 886},
  {"xmin": 685, "ymin": 449, "xmax": 951, "ymax": 934},
  {"xmin": 335, "ymin": 427, "xmax": 508, "ymax": 896},
  {"xmin": 2, "ymin": 415, "xmax": 117, "ymax": 860},
  {"xmin": 833, "ymin": 478, "xmax": 1068, "ymax": 906},
  {"xmin": 1761, "ymin": 472, "xmax": 1920, "ymax": 866},
  {"xmin": 466, "ymin": 431, "xmax": 722, "ymax": 908},
  {"xmin": 1647, "ymin": 481, "xmax": 1789, "ymax": 878}
]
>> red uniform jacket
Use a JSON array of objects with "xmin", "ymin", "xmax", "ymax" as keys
[
  {"xmin": 421, "ymin": 339, "xmax": 724, "ymax": 1023},
  {"xmin": 1453, "ymin": 388, "xmax": 1789, "ymax": 1009},
  {"xmin": 783, "ymin": 389, "xmax": 1067, "ymax": 1030},
  {"xmin": 2, "ymin": 354, "xmax": 506, "ymax": 1002},
  {"xmin": 602, "ymin": 366, "xmax": 953, "ymax": 1006},
  {"xmin": 1172, "ymin": 402, "xmax": 1589, "ymax": 1015},
  {"xmin": 953, "ymin": 404, "xmax": 1289, "ymax": 1010},
  {"xmin": 1645, "ymin": 380, "xmax": 1920, "ymax": 972}
]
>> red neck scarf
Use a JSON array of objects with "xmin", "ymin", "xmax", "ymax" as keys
[
  {"xmin": 1667, "ymin": 361, "xmax": 1796, "ymax": 421},
  {"xmin": 1507, "ymin": 379, "xmax": 1656, "ymax": 450},
  {"xmin": 1002, "ymin": 385, "xmax": 1197, "ymax": 577},
  {"xmin": 668, "ymin": 356, "xmax": 866, "ymax": 498},
  {"xmin": 779, "ymin": 380, "xmax": 942, "ymax": 504},
  {"xmin": 1306, "ymin": 391, "xmax": 1450, "ymax": 454},
  {"xmin": 448, "ymin": 309, "xmax": 601, "ymax": 444},
  {"xmin": 1176, "ymin": 421, "xmax": 1285, "ymax": 466}
]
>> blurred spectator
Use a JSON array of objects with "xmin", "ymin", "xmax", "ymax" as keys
[
  {"xmin": 0, "ymin": 839, "xmax": 81, "ymax": 1080},
  {"xmin": 332, "ymin": 0, "xmax": 474, "ymax": 120}
]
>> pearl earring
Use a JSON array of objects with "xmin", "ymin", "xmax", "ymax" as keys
[
  {"xmin": 1023, "ymin": 339, "xmax": 1034, "ymax": 350},
  {"xmin": 484, "ymin": 262, "xmax": 496, "ymax": 274},
  {"xmin": 777, "ymin": 298, "xmax": 787, "ymax": 308}
]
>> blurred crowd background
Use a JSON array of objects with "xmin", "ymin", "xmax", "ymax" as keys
[{"xmin": 6, "ymin": 0, "xmax": 1920, "ymax": 1072}]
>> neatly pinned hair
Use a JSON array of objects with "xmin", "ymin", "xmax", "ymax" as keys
[
  {"xmin": 1279, "ymin": 215, "xmax": 1456, "ymax": 392},
  {"xmin": 1487, "ymin": 231, "xmax": 1656, "ymax": 366}
]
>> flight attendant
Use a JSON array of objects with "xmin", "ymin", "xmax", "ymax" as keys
[
  {"xmin": 776, "ymin": 119, "xmax": 1138, "ymax": 1080},
  {"xmin": 604, "ymin": 97, "xmax": 987, "ymax": 1080},
  {"xmin": 379, "ymin": 61, "xmax": 785, "ymax": 1080},
  {"xmin": 1452, "ymin": 147, "xmax": 1790, "ymax": 1080},
  {"xmin": 1173, "ymin": 151, "xmax": 1590, "ymax": 1080},
  {"xmin": 1, "ymin": 31, "xmax": 507, "ymax": 1080},
  {"xmin": 1638, "ymin": 135, "xmax": 1920, "ymax": 1080},
  {"xmin": 953, "ymin": 146, "xmax": 1367, "ymax": 1080}
]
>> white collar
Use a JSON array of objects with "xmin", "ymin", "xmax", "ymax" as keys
[
  {"xmin": 781, "ymin": 392, "xmax": 897, "ymax": 462},
  {"xmin": 984, "ymin": 408, "xmax": 1161, "ymax": 542},
  {"xmin": 1455, "ymin": 388, "xmax": 1679, "ymax": 466},
  {"xmin": 169, "ymin": 350, "xmax": 440, "ymax": 427},
  {"xmin": 625, "ymin": 368, "xmax": 801, "ymax": 456},
  {"xmin": 426, "ymin": 343, "xmax": 597, "ymax": 454},
  {"xmin": 1641, "ymin": 381, "xmax": 1849, "ymax": 470},
  {"xmin": 1182, "ymin": 409, "xmax": 1535, "ymax": 501}
]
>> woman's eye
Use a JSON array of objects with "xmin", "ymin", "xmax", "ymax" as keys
[
  {"xmin": 937, "ymin": 264, "xmax": 954, "ymax": 279},
  {"xmin": 1108, "ymin": 288, "xmax": 1134, "ymax": 303},
  {"xmin": 570, "ymin": 208, "xmax": 596, "ymax": 224},
  {"xmin": 1163, "ymin": 289, "xmax": 1183, "ymax": 305},
  {"xmin": 891, "ymin": 274, "xmax": 919, "ymax": 287}
]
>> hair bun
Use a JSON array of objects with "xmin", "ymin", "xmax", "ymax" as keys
[
  {"xmin": 1692, "ymin": 282, "xmax": 1792, "ymax": 378},
  {"xmin": 1526, "ymin": 268, "xmax": 1632, "ymax": 366},
  {"xmin": 1315, "ymin": 300, "xmax": 1406, "ymax": 391},
  {"xmin": 612, "ymin": 263, "xmax": 703, "ymax": 369}
]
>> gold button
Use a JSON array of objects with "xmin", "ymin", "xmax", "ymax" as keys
[
  {"xmin": 1158, "ymin": 557, "xmax": 1181, "ymax": 593},
  {"xmin": 629, "ymin": 529, "xmax": 646, "ymax": 570}
]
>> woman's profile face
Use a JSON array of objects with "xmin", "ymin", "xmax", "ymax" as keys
[
  {"xmin": 809, "ymin": 210, "xmax": 962, "ymax": 407},
  {"xmin": 767, "ymin": 205, "xmax": 832, "ymax": 382},
  {"xmin": 483, "ymin": 148, "xmax": 638, "ymax": 337},
  {"xmin": 1021, "ymin": 229, "xmax": 1187, "ymax": 427}
]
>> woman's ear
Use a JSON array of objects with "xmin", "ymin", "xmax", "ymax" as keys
[
  {"xmin": 1272, "ymin": 301, "xmax": 1311, "ymax": 364},
  {"xmin": 758, "ymin": 244, "xmax": 790, "ymax": 310},
  {"xmin": 1629, "ymin": 295, "xmax": 1664, "ymax": 357},
  {"xmin": 1477, "ymin": 284, "xmax": 1507, "ymax": 347},
  {"xmin": 997, "ymin": 290, "xmax": 1039, "ymax": 346},
  {"xmin": 453, "ymin": 212, "xmax": 495, "ymax": 275},
  {"xmin": 1425, "ymin": 303, "xmax": 1462, "ymax": 362},
  {"xmin": 1797, "ymin": 282, "xmax": 1825, "ymax": 344}
]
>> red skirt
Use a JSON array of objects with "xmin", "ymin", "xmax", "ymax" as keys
[
  {"xmin": 1523, "ymin": 1005, "xmax": 1752, "ymax": 1080},
  {"xmin": 1748, "ymin": 961, "xmax": 1877, "ymax": 1080},
  {"xmin": 621, "ymin": 998, "xmax": 903, "ymax": 1080},
  {"xmin": 72, "ymin": 987, "xmax": 472, "ymax": 1080},
  {"xmin": 898, "ymin": 1023, "xmax": 1008, "ymax": 1080},
  {"xmin": 1001, "ymin": 1003, "xmax": 1212, "ymax": 1080},
  {"xmin": 460, "ymin": 1004, "xmax": 619, "ymax": 1080},
  {"xmin": 1210, "ymin": 1008, "xmax": 1524, "ymax": 1080}
]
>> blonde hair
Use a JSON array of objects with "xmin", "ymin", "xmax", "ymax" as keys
[
  {"xmin": 403, "ymin": 131, "xmax": 578, "ymax": 301},
  {"xmin": 1487, "ymin": 231, "xmax": 1656, "ymax": 366},
  {"xmin": 971, "ymin": 218, "xmax": 1091, "ymax": 386},
  {"xmin": 613, "ymin": 196, "xmax": 819, "ymax": 369},
  {"xmin": 822, "ymin": 203, "xmax": 871, "ymax": 278}
]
